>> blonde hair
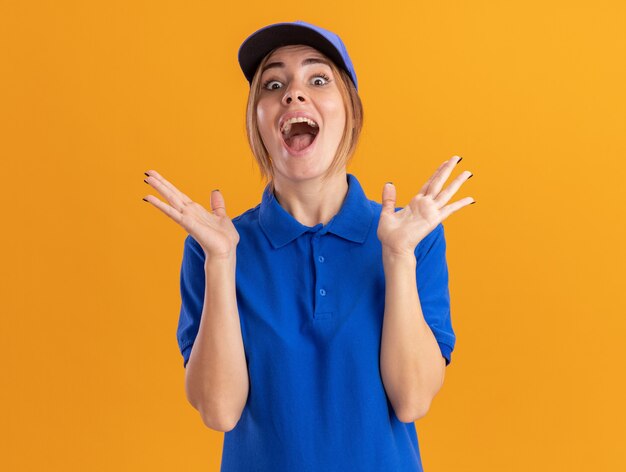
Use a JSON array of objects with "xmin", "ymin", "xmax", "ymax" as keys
[{"xmin": 245, "ymin": 48, "xmax": 364, "ymax": 192}]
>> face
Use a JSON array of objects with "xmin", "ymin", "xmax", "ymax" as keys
[{"xmin": 256, "ymin": 44, "xmax": 347, "ymax": 183}]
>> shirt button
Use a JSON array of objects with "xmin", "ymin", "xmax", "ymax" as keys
[
  {"xmin": 319, "ymin": 289, "xmax": 326, "ymax": 296},
  {"xmin": 318, "ymin": 256, "xmax": 325, "ymax": 263}
]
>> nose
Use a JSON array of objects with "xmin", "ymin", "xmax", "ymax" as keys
[{"xmin": 282, "ymin": 83, "xmax": 307, "ymax": 105}]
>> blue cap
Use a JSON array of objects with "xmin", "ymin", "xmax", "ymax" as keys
[{"xmin": 238, "ymin": 20, "xmax": 358, "ymax": 91}]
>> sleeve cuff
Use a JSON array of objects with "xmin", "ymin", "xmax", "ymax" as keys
[{"xmin": 437, "ymin": 340, "xmax": 453, "ymax": 366}]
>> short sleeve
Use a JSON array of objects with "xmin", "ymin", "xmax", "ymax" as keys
[
  {"xmin": 414, "ymin": 222, "xmax": 456, "ymax": 366},
  {"xmin": 176, "ymin": 234, "xmax": 206, "ymax": 368}
]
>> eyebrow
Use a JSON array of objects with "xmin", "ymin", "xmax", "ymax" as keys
[{"xmin": 261, "ymin": 57, "xmax": 331, "ymax": 74}]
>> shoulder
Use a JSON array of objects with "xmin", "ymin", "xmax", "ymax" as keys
[
  {"xmin": 231, "ymin": 203, "xmax": 261, "ymax": 230},
  {"xmin": 415, "ymin": 222, "xmax": 446, "ymax": 264},
  {"xmin": 232, "ymin": 203, "xmax": 261, "ymax": 222}
]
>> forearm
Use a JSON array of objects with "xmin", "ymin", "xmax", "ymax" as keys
[
  {"xmin": 380, "ymin": 248, "xmax": 445, "ymax": 422},
  {"xmin": 185, "ymin": 253, "xmax": 249, "ymax": 431}
]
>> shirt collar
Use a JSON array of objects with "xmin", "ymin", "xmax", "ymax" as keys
[{"xmin": 259, "ymin": 173, "xmax": 374, "ymax": 249}]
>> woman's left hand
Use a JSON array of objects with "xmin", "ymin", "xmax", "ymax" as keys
[{"xmin": 377, "ymin": 155, "xmax": 475, "ymax": 257}]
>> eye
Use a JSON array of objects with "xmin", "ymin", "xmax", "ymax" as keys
[
  {"xmin": 262, "ymin": 80, "xmax": 282, "ymax": 90},
  {"xmin": 311, "ymin": 74, "xmax": 331, "ymax": 86}
]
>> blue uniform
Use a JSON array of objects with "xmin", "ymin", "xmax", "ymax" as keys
[{"xmin": 177, "ymin": 173, "xmax": 456, "ymax": 471}]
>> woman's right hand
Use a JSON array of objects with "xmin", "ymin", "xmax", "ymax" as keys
[{"xmin": 143, "ymin": 170, "xmax": 240, "ymax": 260}]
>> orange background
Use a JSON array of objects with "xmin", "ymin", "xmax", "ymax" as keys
[{"xmin": 2, "ymin": 1, "xmax": 625, "ymax": 471}]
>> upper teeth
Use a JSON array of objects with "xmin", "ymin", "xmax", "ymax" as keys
[{"xmin": 280, "ymin": 117, "xmax": 319, "ymax": 135}]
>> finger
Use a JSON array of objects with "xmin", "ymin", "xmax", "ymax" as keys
[
  {"xmin": 144, "ymin": 172, "xmax": 187, "ymax": 211},
  {"xmin": 434, "ymin": 170, "xmax": 473, "ymax": 207},
  {"xmin": 426, "ymin": 155, "xmax": 463, "ymax": 198},
  {"xmin": 144, "ymin": 170, "xmax": 193, "ymax": 204},
  {"xmin": 143, "ymin": 195, "xmax": 184, "ymax": 225},
  {"xmin": 419, "ymin": 159, "xmax": 449, "ymax": 196},
  {"xmin": 439, "ymin": 196, "xmax": 476, "ymax": 221},
  {"xmin": 210, "ymin": 189, "xmax": 227, "ymax": 217},
  {"xmin": 381, "ymin": 182, "xmax": 396, "ymax": 214}
]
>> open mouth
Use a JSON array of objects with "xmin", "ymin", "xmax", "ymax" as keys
[{"xmin": 280, "ymin": 117, "xmax": 319, "ymax": 154}]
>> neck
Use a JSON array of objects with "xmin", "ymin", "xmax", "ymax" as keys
[{"xmin": 272, "ymin": 171, "xmax": 349, "ymax": 227}]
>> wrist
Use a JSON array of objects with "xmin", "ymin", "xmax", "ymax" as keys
[
  {"xmin": 204, "ymin": 250, "xmax": 237, "ymax": 269},
  {"xmin": 382, "ymin": 246, "xmax": 417, "ymax": 267}
]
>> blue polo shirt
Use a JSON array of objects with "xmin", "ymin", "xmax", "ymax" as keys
[{"xmin": 177, "ymin": 173, "xmax": 456, "ymax": 471}]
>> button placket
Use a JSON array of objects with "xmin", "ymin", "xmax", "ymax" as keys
[{"xmin": 311, "ymin": 232, "xmax": 330, "ymax": 316}]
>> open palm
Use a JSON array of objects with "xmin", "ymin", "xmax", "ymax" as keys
[
  {"xmin": 377, "ymin": 156, "xmax": 475, "ymax": 257},
  {"xmin": 143, "ymin": 170, "xmax": 239, "ymax": 259}
]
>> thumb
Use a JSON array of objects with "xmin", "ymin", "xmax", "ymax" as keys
[
  {"xmin": 381, "ymin": 182, "xmax": 396, "ymax": 214},
  {"xmin": 210, "ymin": 189, "xmax": 227, "ymax": 217}
]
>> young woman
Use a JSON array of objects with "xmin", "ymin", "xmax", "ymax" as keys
[{"xmin": 143, "ymin": 20, "xmax": 474, "ymax": 472}]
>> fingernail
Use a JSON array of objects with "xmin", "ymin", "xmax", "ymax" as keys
[
  {"xmin": 144, "ymin": 179, "xmax": 148, "ymax": 184},
  {"xmin": 142, "ymin": 197, "xmax": 148, "ymax": 202},
  {"xmin": 212, "ymin": 189, "xmax": 219, "ymax": 193},
  {"xmin": 468, "ymin": 173, "xmax": 473, "ymax": 179},
  {"xmin": 386, "ymin": 182, "xmax": 393, "ymax": 186},
  {"xmin": 470, "ymin": 200, "xmax": 476, "ymax": 204},
  {"xmin": 456, "ymin": 156, "xmax": 463, "ymax": 164},
  {"xmin": 144, "ymin": 172, "xmax": 149, "ymax": 177}
]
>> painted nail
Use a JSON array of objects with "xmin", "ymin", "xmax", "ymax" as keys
[
  {"xmin": 142, "ymin": 197, "xmax": 148, "ymax": 202},
  {"xmin": 144, "ymin": 172, "xmax": 149, "ymax": 177},
  {"xmin": 144, "ymin": 179, "xmax": 148, "ymax": 184},
  {"xmin": 470, "ymin": 201, "xmax": 476, "ymax": 204},
  {"xmin": 456, "ymin": 156, "xmax": 463, "ymax": 164},
  {"xmin": 468, "ymin": 173, "xmax": 473, "ymax": 179}
]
